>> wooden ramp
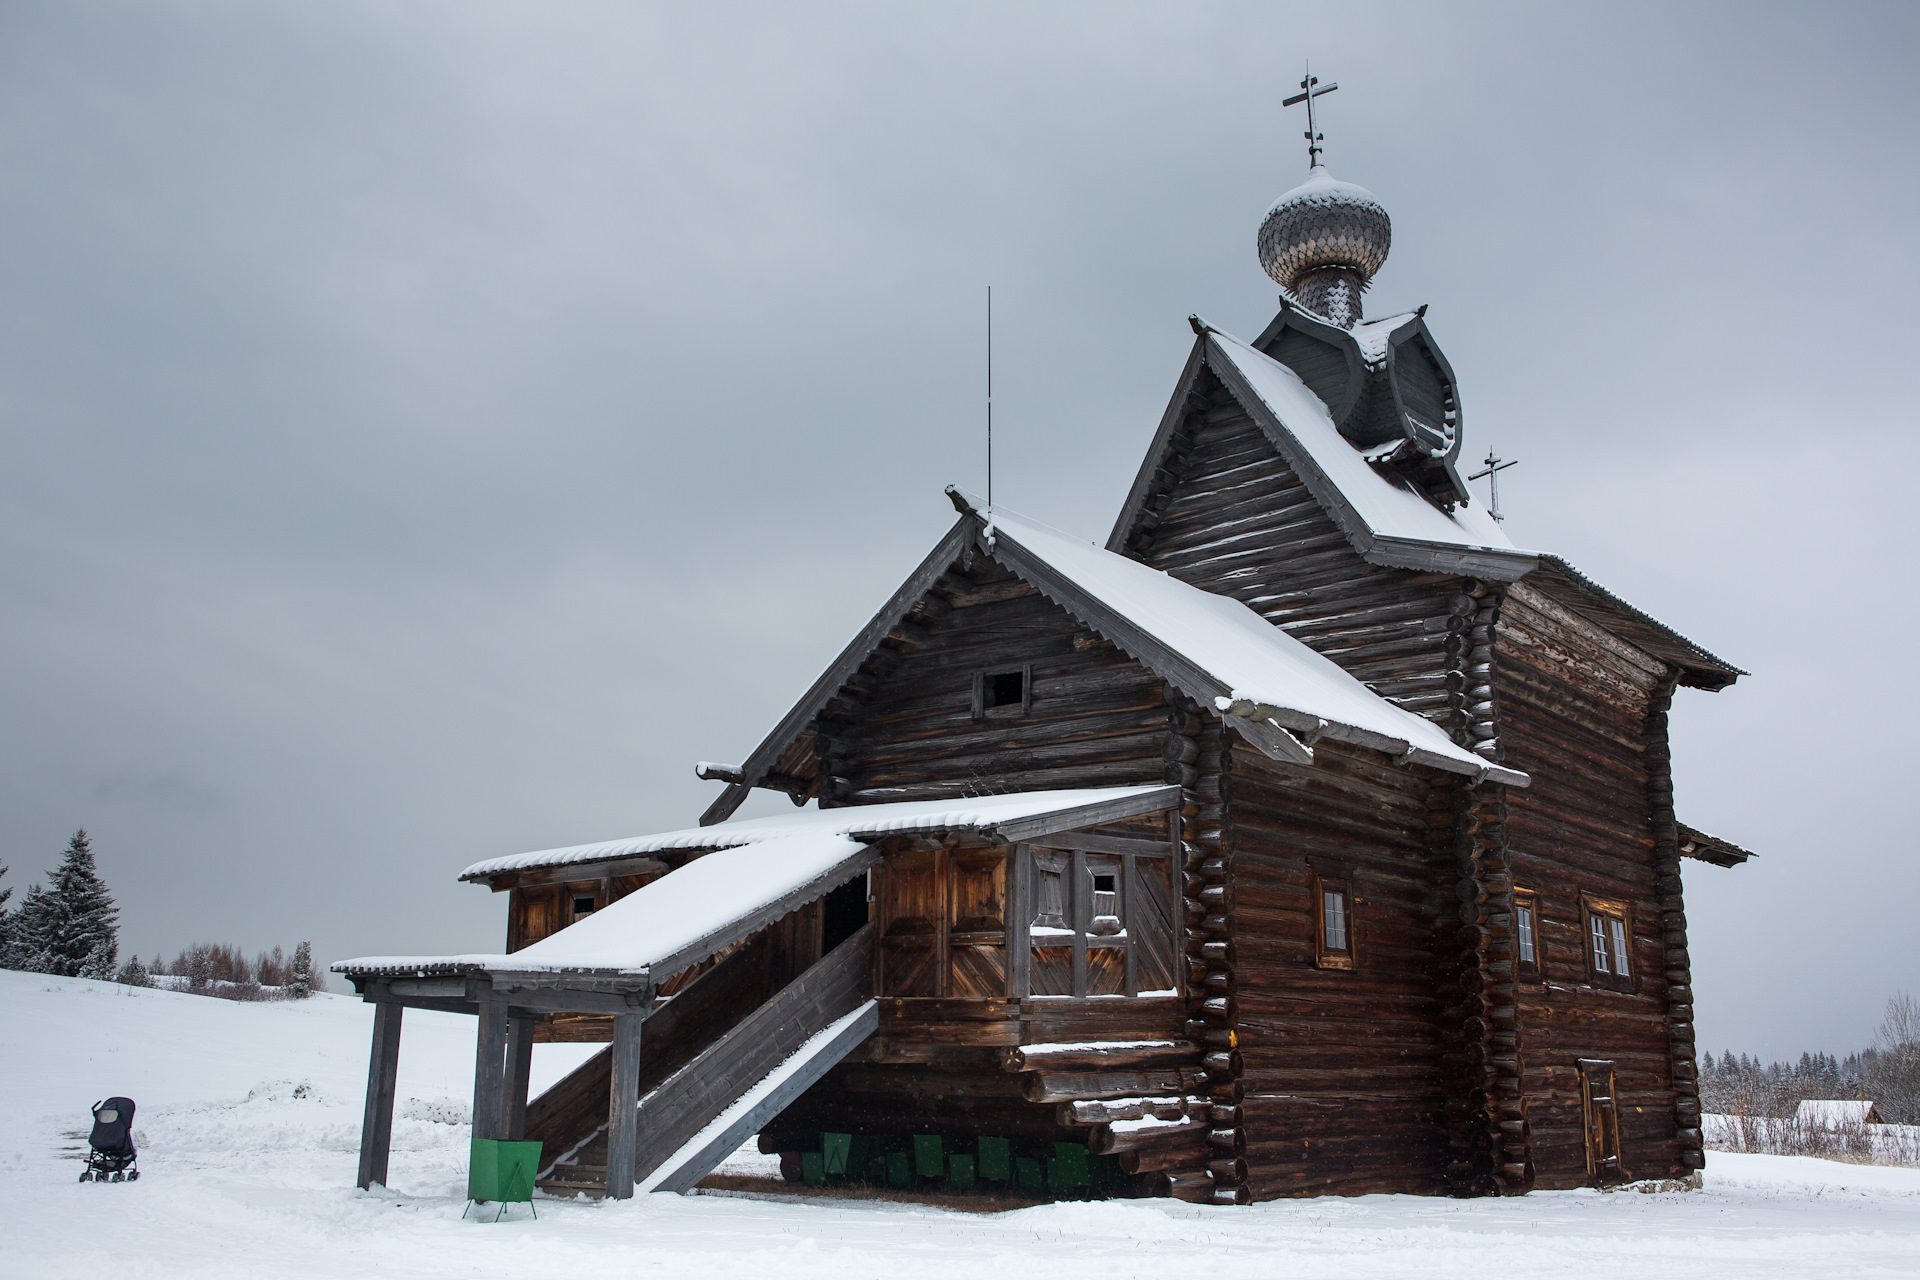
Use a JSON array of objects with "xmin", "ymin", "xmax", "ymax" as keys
[{"xmin": 534, "ymin": 921, "xmax": 876, "ymax": 1197}]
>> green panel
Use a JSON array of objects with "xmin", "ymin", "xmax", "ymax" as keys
[
  {"xmin": 977, "ymin": 1136, "xmax": 1012, "ymax": 1182},
  {"xmin": 468, "ymin": 1138, "xmax": 542, "ymax": 1204},
  {"xmin": 822, "ymin": 1132, "xmax": 853, "ymax": 1176},
  {"xmin": 947, "ymin": 1153, "xmax": 976, "ymax": 1190},
  {"xmin": 847, "ymin": 1135, "xmax": 875, "ymax": 1180},
  {"xmin": 886, "ymin": 1151, "xmax": 913, "ymax": 1188},
  {"xmin": 1052, "ymin": 1142, "xmax": 1090, "ymax": 1188},
  {"xmin": 802, "ymin": 1152, "xmax": 826, "ymax": 1186},
  {"xmin": 1015, "ymin": 1157, "xmax": 1043, "ymax": 1193},
  {"xmin": 912, "ymin": 1134, "xmax": 945, "ymax": 1178}
]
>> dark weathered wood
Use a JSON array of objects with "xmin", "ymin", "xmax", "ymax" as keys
[
  {"xmin": 356, "ymin": 1002, "xmax": 403, "ymax": 1190},
  {"xmin": 629, "ymin": 923, "xmax": 876, "ymax": 1187},
  {"xmin": 649, "ymin": 1002, "xmax": 880, "ymax": 1194},
  {"xmin": 605, "ymin": 1012, "xmax": 643, "ymax": 1199},
  {"xmin": 505, "ymin": 1014, "xmax": 536, "ymax": 1142},
  {"xmin": 472, "ymin": 993, "xmax": 509, "ymax": 1142},
  {"xmin": 701, "ymin": 516, "xmax": 981, "ymax": 825}
]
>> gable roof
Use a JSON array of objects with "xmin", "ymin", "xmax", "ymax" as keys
[
  {"xmin": 699, "ymin": 491, "xmax": 1528, "ymax": 823},
  {"xmin": 1108, "ymin": 324, "xmax": 1742, "ymax": 689}
]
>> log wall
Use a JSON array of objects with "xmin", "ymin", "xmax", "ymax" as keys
[
  {"xmin": 815, "ymin": 555, "xmax": 1170, "ymax": 806},
  {"xmin": 1118, "ymin": 368, "xmax": 1463, "ymax": 725},
  {"xmin": 1226, "ymin": 739, "xmax": 1453, "ymax": 1198},
  {"xmin": 1494, "ymin": 581, "xmax": 1687, "ymax": 1188}
]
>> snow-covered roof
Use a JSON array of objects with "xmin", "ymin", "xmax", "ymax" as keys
[
  {"xmin": 1797, "ymin": 1100, "xmax": 1882, "ymax": 1126},
  {"xmin": 459, "ymin": 785, "xmax": 1174, "ymax": 882},
  {"xmin": 1205, "ymin": 328, "xmax": 1515, "ymax": 556},
  {"xmin": 335, "ymin": 787, "xmax": 1177, "ymax": 981},
  {"xmin": 1350, "ymin": 311, "xmax": 1422, "ymax": 365},
  {"xmin": 971, "ymin": 499, "xmax": 1522, "ymax": 784}
]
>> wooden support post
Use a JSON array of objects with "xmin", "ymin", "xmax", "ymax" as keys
[
  {"xmin": 356, "ymin": 1000, "xmax": 404, "ymax": 1190},
  {"xmin": 472, "ymin": 989, "xmax": 509, "ymax": 1142},
  {"xmin": 505, "ymin": 1014, "xmax": 537, "ymax": 1142},
  {"xmin": 606, "ymin": 1011, "xmax": 644, "ymax": 1199}
]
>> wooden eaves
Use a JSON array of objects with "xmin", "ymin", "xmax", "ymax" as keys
[{"xmin": 1676, "ymin": 823, "xmax": 1755, "ymax": 868}]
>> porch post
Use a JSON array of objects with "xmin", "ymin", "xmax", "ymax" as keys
[
  {"xmin": 472, "ymin": 989, "xmax": 509, "ymax": 1142},
  {"xmin": 605, "ymin": 1011, "xmax": 644, "ymax": 1198},
  {"xmin": 505, "ymin": 1013, "xmax": 538, "ymax": 1142},
  {"xmin": 356, "ymin": 999, "xmax": 404, "ymax": 1190}
]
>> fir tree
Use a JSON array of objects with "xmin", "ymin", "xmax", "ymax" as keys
[
  {"xmin": 16, "ymin": 830, "xmax": 120, "ymax": 978},
  {"xmin": 0, "ymin": 858, "xmax": 12, "ymax": 967},
  {"xmin": 7, "ymin": 882, "xmax": 51, "ymax": 971},
  {"xmin": 115, "ymin": 953, "xmax": 152, "ymax": 987},
  {"xmin": 289, "ymin": 940, "xmax": 312, "ymax": 998}
]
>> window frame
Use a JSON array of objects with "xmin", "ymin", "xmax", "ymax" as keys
[
  {"xmin": 1580, "ymin": 894, "xmax": 1635, "ymax": 993},
  {"xmin": 1513, "ymin": 889, "xmax": 1542, "ymax": 982},
  {"xmin": 1311, "ymin": 868, "xmax": 1356, "ymax": 971},
  {"xmin": 971, "ymin": 664, "xmax": 1033, "ymax": 721}
]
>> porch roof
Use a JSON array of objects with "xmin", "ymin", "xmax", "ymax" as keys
[{"xmin": 334, "ymin": 785, "xmax": 1180, "ymax": 986}]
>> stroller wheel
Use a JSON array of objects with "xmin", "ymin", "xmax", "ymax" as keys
[
  {"xmin": 79, "ymin": 1171, "xmax": 92, "ymax": 1182},
  {"xmin": 127, "ymin": 1170, "xmax": 139, "ymax": 1182},
  {"xmin": 110, "ymin": 1171, "xmax": 124, "ymax": 1182}
]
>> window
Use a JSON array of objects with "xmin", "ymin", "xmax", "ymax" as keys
[
  {"xmin": 973, "ymin": 666, "xmax": 1031, "ymax": 719},
  {"xmin": 571, "ymin": 894, "xmax": 597, "ymax": 917},
  {"xmin": 1581, "ymin": 896, "xmax": 1633, "ymax": 993},
  {"xmin": 1514, "ymin": 890, "xmax": 1541, "ymax": 981},
  {"xmin": 1312, "ymin": 869, "xmax": 1355, "ymax": 970},
  {"xmin": 1012, "ymin": 841, "xmax": 1177, "ymax": 998}
]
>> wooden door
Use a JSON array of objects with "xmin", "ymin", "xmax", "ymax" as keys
[{"xmin": 1579, "ymin": 1059, "xmax": 1624, "ymax": 1184}]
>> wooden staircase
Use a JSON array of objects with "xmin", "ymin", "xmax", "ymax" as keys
[{"xmin": 532, "ymin": 921, "xmax": 877, "ymax": 1197}]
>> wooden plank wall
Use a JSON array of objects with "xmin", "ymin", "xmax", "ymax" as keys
[
  {"xmin": 1117, "ymin": 367, "xmax": 1462, "ymax": 724},
  {"xmin": 1495, "ymin": 582, "xmax": 1686, "ymax": 1188},
  {"xmin": 1226, "ymin": 739, "xmax": 1452, "ymax": 1197},
  {"xmin": 816, "ymin": 556, "xmax": 1170, "ymax": 806}
]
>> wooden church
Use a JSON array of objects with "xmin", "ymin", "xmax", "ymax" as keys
[{"xmin": 336, "ymin": 98, "xmax": 1754, "ymax": 1206}]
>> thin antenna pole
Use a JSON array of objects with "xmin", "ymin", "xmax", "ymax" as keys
[{"xmin": 986, "ymin": 285, "xmax": 993, "ymax": 510}]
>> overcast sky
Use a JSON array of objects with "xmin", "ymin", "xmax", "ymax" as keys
[{"xmin": 2, "ymin": 1, "xmax": 1915, "ymax": 1059}]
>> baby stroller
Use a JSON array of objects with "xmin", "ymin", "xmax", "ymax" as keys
[{"xmin": 79, "ymin": 1097, "xmax": 138, "ymax": 1182}]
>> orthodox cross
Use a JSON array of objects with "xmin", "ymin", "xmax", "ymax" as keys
[
  {"xmin": 1469, "ymin": 450, "xmax": 1520, "ymax": 523},
  {"xmin": 1282, "ymin": 63, "xmax": 1338, "ymax": 169}
]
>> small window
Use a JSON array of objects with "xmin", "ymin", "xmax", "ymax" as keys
[
  {"xmin": 974, "ymin": 666, "xmax": 1031, "ymax": 719},
  {"xmin": 1312, "ymin": 872, "xmax": 1354, "ymax": 970},
  {"xmin": 572, "ymin": 895, "xmax": 597, "ymax": 917},
  {"xmin": 1582, "ymin": 896, "xmax": 1633, "ymax": 993},
  {"xmin": 1514, "ymin": 890, "xmax": 1541, "ymax": 981}
]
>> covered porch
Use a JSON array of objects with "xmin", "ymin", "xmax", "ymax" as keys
[{"xmin": 332, "ymin": 784, "xmax": 1182, "ymax": 1199}]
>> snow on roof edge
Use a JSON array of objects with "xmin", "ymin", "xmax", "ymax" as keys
[{"xmin": 457, "ymin": 785, "xmax": 1176, "ymax": 883}]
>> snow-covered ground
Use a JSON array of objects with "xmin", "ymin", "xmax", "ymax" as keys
[{"xmin": 4, "ymin": 969, "xmax": 1919, "ymax": 1279}]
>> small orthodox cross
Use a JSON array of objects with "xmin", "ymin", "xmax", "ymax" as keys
[
  {"xmin": 1282, "ymin": 63, "xmax": 1338, "ymax": 169},
  {"xmin": 1469, "ymin": 450, "xmax": 1520, "ymax": 523}
]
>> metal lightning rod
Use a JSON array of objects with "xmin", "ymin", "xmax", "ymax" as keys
[{"xmin": 987, "ymin": 285, "xmax": 993, "ymax": 510}]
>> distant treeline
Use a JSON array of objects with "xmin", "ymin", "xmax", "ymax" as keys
[
  {"xmin": 1701, "ymin": 993, "xmax": 1920, "ymax": 1125},
  {"xmin": 118, "ymin": 940, "xmax": 321, "ymax": 1000},
  {"xmin": 3, "ymin": 827, "xmax": 323, "ymax": 1003}
]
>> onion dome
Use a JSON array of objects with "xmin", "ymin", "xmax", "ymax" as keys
[{"xmin": 1256, "ymin": 168, "xmax": 1392, "ymax": 328}]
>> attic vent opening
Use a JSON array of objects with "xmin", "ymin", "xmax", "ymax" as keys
[
  {"xmin": 975, "ymin": 666, "xmax": 1031, "ymax": 719},
  {"xmin": 572, "ymin": 895, "xmax": 596, "ymax": 916}
]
